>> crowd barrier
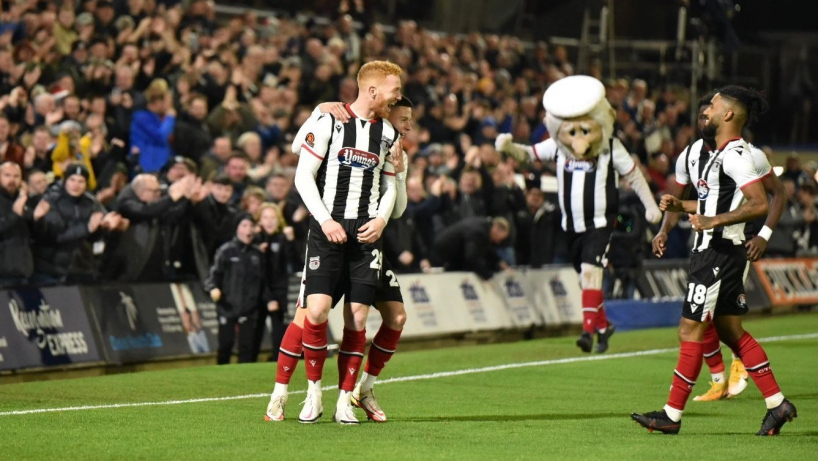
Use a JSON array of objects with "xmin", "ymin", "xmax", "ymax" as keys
[{"xmin": 2, "ymin": 258, "xmax": 815, "ymax": 372}]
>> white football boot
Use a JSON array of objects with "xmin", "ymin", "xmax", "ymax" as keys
[
  {"xmin": 333, "ymin": 394, "xmax": 360, "ymax": 425},
  {"xmin": 264, "ymin": 393, "xmax": 288, "ymax": 421},
  {"xmin": 298, "ymin": 389, "xmax": 323, "ymax": 423}
]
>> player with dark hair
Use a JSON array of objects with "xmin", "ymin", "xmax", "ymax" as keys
[
  {"xmin": 265, "ymin": 60, "xmax": 403, "ymax": 425},
  {"xmin": 265, "ymin": 96, "xmax": 413, "ymax": 424},
  {"xmin": 633, "ymin": 86, "xmax": 797, "ymax": 435},
  {"xmin": 653, "ymin": 92, "xmax": 787, "ymax": 402}
]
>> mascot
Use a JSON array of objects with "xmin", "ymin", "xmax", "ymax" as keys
[{"xmin": 496, "ymin": 75, "xmax": 662, "ymax": 353}]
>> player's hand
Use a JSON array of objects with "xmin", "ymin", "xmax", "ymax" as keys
[
  {"xmin": 210, "ymin": 288, "xmax": 221, "ymax": 302},
  {"xmin": 267, "ymin": 300, "xmax": 280, "ymax": 312},
  {"xmin": 387, "ymin": 142, "xmax": 406, "ymax": 174},
  {"xmin": 645, "ymin": 207, "xmax": 662, "ymax": 224},
  {"xmin": 688, "ymin": 214, "xmax": 715, "ymax": 232},
  {"xmin": 652, "ymin": 231, "xmax": 668, "ymax": 258},
  {"xmin": 357, "ymin": 217, "xmax": 386, "ymax": 243},
  {"xmin": 321, "ymin": 219, "xmax": 347, "ymax": 244},
  {"xmin": 318, "ymin": 102, "xmax": 349, "ymax": 123},
  {"xmin": 659, "ymin": 194, "xmax": 684, "ymax": 212},
  {"xmin": 745, "ymin": 236, "xmax": 767, "ymax": 262}
]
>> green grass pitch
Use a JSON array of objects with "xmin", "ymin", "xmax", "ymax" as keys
[{"xmin": 1, "ymin": 313, "xmax": 816, "ymax": 460}]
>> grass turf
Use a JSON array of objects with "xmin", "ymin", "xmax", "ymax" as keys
[{"xmin": 0, "ymin": 313, "xmax": 815, "ymax": 460}]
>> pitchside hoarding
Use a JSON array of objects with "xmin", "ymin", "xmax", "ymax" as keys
[
  {"xmin": 0, "ymin": 287, "xmax": 102, "ymax": 371},
  {"xmin": 753, "ymin": 258, "xmax": 818, "ymax": 306},
  {"xmin": 84, "ymin": 284, "xmax": 220, "ymax": 364}
]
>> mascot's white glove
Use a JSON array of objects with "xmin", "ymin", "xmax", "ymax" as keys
[
  {"xmin": 645, "ymin": 207, "xmax": 663, "ymax": 225},
  {"xmin": 623, "ymin": 168, "xmax": 663, "ymax": 224},
  {"xmin": 495, "ymin": 133, "xmax": 533, "ymax": 164}
]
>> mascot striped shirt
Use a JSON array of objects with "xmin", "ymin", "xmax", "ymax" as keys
[{"xmin": 531, "ymin": 137, "xmax": 636, "ymax": 233}]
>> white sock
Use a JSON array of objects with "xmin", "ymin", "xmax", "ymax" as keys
[
  {"xmin": 663, "ymin": 405, "xmax": 683, "ymax": 422},
  {"xmin": 307, "ymin": 379, "xmax": 322, "ymax": 392},
  {"xmin": 272, "ymin": 382, "xmax": 288, "ymax": 396},
  {"xmin": 712, "ymin": 372, "xmax": 725, "ymax": 383},
  {"xmin": 337, "ymin": 390, "xmax": 351, "ymax": 407},
  {"xmin": 598, "ymin": 327, "xmax": 607, "ymax": 334},
  {"xmin": 765, "ymin": 392, "xmax": 785, "ymax": 409},
  {"xmin": 360, "ymin": 372, "xmax": 378, "ymax": 392}
]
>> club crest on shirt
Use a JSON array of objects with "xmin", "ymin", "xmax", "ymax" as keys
[
  {"xmin": 737, "ymin": 294, "xmax": 748, "ymax": 309},
  {"xmin": 338, "ymin": 147, "xmax": 380, "ymax": 171},
  {"xmin": 305, "ymin": 132, "xmax": 315, "ymax": 148},
  {"xmin": 564, "ymin": 158, "xmax": 596, "ymax": 172},
  {"xmin": 309, "ymin": 256, "xmax": 320, "ymax": 270},
  {"xmin": 697, "ymin": 178, "xmax": 710, "ymax": 199}
]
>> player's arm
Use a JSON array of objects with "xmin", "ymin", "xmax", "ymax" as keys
[
  {"xmin": 653, "ymin": 147, "xmax": 693, "ymax": 257},
  {"xmin": 745, "ymin": 150, "xmax": 786, "ymax": 261},
  {"xmin": 689, "ymin": 150, "xmax": 768, "ymax": 231},
  {"xmin": 390, "ymin": 151, "xmax": 408, "ymax": 219},
  {"xmin": 293, "ymin": 116, "xmax": 347, "ymax": 243},
  {"xmin": 495, "ymin": 134, "xmax": 557, "ymax": 164},
  {"xmin": 613, "ymin": 138, "xmax": 662, "ymax": 225},
  {"xmin": 359, "ymin": 161, "xmax": 396, "ymax": 244}
]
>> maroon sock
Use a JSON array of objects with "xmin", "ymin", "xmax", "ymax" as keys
[
  {"xmin": 581, "ymin": 289, "xmax": 603, "ymax": 334},
  {"xmin": 275, "ymin": 323, "xmax": 303, "ymax": 385},
  {"xmin": 337, "ymin": 328, "xmax": 367, "ymax": 391},
  {"xmin": 364, "ymin": 326, "xmax": 402, "ymax": 377},
  {"xmin": 702, "ymin": 322, "xmax": 725, "ymax": 374},
  {"xmin": 731, "ymin": 332, "xmax": 781, "ymax": 398},
  {"xmin": 667, "ymin": 341, "xmax": 704, "ymax": 412},
  {"xmin": 302, "ymin": 318, "xmax": 328, "ymax": 383},
  {"xmin": 596, "ymin": 305, "xmax": 609, "ymax": 331}
]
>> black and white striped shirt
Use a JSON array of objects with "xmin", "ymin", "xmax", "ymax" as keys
[
  {"xmin": 675, "ymin": 137, "xmax": 764, "ymax": 251},
  {"xmin": 295, "ymin": 104, "xmax": 399, "ymax": 223},
  {"xmin": 531, "ymin": 137, "xmax": 636, "ymax": 233}
]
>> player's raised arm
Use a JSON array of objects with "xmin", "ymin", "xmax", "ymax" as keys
[{"xmin": 611, "ymin": 137, "xmax": 663, "ymax": 225}]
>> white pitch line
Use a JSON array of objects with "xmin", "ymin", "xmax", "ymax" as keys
[{"xmin": 1, "ymin": 332, "xmax": 816, "ymax": 417}]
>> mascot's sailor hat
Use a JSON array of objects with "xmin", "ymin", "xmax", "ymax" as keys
[{"xmin": 542, "ymin": 75, "xmax": 615, "ymax": 148}]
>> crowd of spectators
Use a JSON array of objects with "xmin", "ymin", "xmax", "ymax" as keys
[{"xmin": 0, "ymin": 0, "xmax": 816, "ymax": 291}]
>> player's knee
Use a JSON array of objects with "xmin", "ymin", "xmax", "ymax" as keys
[
  {"xmin": 714, "ymin": 322, "xmax": 744, "ymax": 347},
  {"xmin": 580, "ymin": 263, "xmax": 603, "ymax": 290},
  {"xmin": 348, "ymin": 303, "xmax": 369, "ymax": 331},
  {"xmin": 380, "ymin": 302, "xmax": 406, "ymax": 329},
  {"xmin": 677, "ymin": 318, "xmax": 705, "ymax": 342}
]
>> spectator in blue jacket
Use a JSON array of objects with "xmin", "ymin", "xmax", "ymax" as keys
[{"xmin": 130, "ymin": 79, "xmax": 176, "ymax": 173}]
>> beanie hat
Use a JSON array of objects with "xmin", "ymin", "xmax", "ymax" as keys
[
  {"xmin": 234, "ymin": 212, "xmax": 254, "ymax": 230},
  {"xmin": 65, "ymin": 163, "xmax": 90, "ymax": 181}
]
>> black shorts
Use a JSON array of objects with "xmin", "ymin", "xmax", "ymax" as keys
[
  {"xmin": 682, "ymin": 245, "xmax": 751, "ymax": 322},
  {"xmin": 304, "ymin": 216, "xmax": 384, "ymax": 303},
  {"xmin": 329, "ymin": 255, "xmax": 403, "ymax": 307},
  {"xmin": 564, "ymin": 226, "xmax": 613, "ymax": 273}
]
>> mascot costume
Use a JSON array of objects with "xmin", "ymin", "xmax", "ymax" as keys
[{"xmin": 496, "ymin": 75, "xmax": 662, "ymax": 353}]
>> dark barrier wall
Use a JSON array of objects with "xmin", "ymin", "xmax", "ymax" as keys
[
  {"xmin": 83, "ymin": 283, "xmax": 220, "ymax": 364},
  {"xmin": 0, "ymin": 287, "xmax": 102, "ymax": 371}
]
